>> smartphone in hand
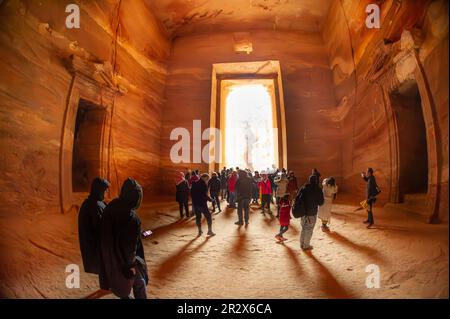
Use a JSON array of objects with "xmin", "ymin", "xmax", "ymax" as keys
[{"xmin": 142, "ymin": 230, "xmax": 152, "ymax": 238}]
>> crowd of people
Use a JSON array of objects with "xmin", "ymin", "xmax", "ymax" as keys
[
  {"xmin": 77, "ymin": 167, "xmax": 380, "ymax": 299},
  {"xmin": 175, "ymin": 166, "xmax": 380, "ymax": 247}
]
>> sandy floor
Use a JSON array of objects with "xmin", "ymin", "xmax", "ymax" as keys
[{"xmin": 0, "ymin": 196, "xmax": 448, "ymax": 298}]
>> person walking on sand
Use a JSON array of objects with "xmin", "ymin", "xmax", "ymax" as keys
[
  {"xmin": 191, "ymin": 173, "xmax": 215, "ymax": 237},
  {"xmin": 361, "ymin": 168, "xmax": 380, "ymax": 228},
  {"xmin": 99, "ymin": 178, "xmax": 148, "ymax": 299},
  {"xmin": 318, "ymin": 177, "xmax": 338, "ymax": 232},
  {"xmin": 78, "ymin": 177, "xmax": 110, "ymax": 275},
  {"xmin": 208, "ymin": 172, "xmax": 222, "ymax": 213},
  {"xmin": 275, "ymin": 194, "xmax": 291, "ymax": 242},
  {"xmin": 297, "ymin": 175, "xmax": 324, "ymax": 251}
]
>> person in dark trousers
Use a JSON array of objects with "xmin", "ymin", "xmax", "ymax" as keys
[
  {"xmin": 191, "ymin": 173, "xmax": 215, "ymax": 237},
  {"xmin": 176, "ymin": 172, "xmax": 190, "ymax": 218},
  {"xmin": 208, "ymin": 172, "xmax": 222, "ymax": 213},
  {"xmin": 361, "ymin": 168, "xmax": 380, "ymax": 228},
  {"xmin": 298, "ymin": 175, "xmax": 324, "ymax": 250},
  {"xmin": 258, "ymin": 171, "xmax": 272, "ymax": 212},
  {"xmin": 251, "ymin": 171, "xmax": 261, "ymax": 205},
  {"xmin": 227, "ymin": 170, "xmax": 238, "ymax": 208},
  {"xmin": 99, "ymin": 178, "xmax": 148, "ymax": 299},
  {"xmin": 78, "ymin": 177, "xmax": 110, "ymax": 275},
  {"xmin": 234, "ymin": 169, "xmax": 253, "ymax": 226},
  {"xmin": 220, "ymin": 170, "xmax": 227, "ymax": 200}
]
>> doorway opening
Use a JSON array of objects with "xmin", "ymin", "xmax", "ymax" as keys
[
  {"xmin": 390, "ymin": 80, "xmax": 428, "ymax": 201},
  {"xmin": 222, "ymin": 80, "xmax": 278, "ymax": 171},
  {"xmin": 72, "ymin": 99, "xmax": 106, "ymax": 192}
]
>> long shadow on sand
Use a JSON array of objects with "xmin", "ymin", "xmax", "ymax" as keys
[
  {"xmin": 325, "ymin": 231, "xmax": 381, "ymax": 259},
  {"xmin": 152, "ymin": 236, "xmax": 212, "ymax": 281},
  {"xmin": 302, "ymin": 250, "xmax": 353, "ymax": 298}
]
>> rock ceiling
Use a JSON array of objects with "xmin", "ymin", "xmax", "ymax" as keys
[{"xmin": 145, "ymin": 0, "xmax": 333, "ymax": 38}]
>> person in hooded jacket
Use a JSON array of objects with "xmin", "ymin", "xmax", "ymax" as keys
[
  {"xmin": 99, "ymin": 178, "xmax": 148, "ymax": 299},
  {"xmin": 176, "ymin": 172, "xmax": 190, "ymax": 218},
  {"xmin": 78, "ymin": 177, "xmax": 110, "ymax": 275},
  {"xmin": 297, "ymin": 175, "xmax": 324, "ymax": 251}
]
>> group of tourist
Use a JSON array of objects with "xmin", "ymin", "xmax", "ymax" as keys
[
  {"xmin": 175, "ymin": 166, "xmax": 380, "ymax": 249},
  {"xmin": 77, "ymin": 166, "xmax": 379, "ymax": 299}
]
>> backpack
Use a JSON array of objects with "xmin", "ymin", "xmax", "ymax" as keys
[{"xmin": 292, "ymin": 187, "xmax": 306, "ymax": 218}]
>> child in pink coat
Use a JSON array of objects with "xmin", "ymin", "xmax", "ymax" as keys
[{"xmin": 275, "ymin": 194, "xmax": 291, "ymax": 242}]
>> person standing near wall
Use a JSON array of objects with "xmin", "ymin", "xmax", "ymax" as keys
[
  {"xmin": 99, "ymin": 178, "xmax": 148, "ymax": 299},
  {"xmin": 298, "ymin": 175, "xmax": 324, "ymax": 251},
  {"xmin": 191, "ymin": 173, "xmax": 215, "ymax": 237},
  {"xmin": 176, "ymin": 172, "xmax": 190, "ymax": 218},
  {"xmin": 78, "ymin": 177, "xmax": 110, "ymax": 275},
  {"xmin": 317, "ymin": 177, "xmax": 338, "ymax": 232},
  {"xmin": 361, "ymin": 168, "xmax": 380, "ymax": 228}
]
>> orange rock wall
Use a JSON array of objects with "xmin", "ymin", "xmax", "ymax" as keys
[
  {"xmin": 322, "ymin": 0, "xmax": 448, "ymax": 220},
  {"xmin": 0, "ymin": 0, "xmax": 170, "ymax": 216}
]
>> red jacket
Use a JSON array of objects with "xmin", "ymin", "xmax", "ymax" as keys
[
  {"xmin": 228, "ymin": 173, "xmax": 238, "ymax": 192},
  {"xmin": 279, "ymin": 200, "xmax": 291, "ymax": 226},
  {"xmin": 258, "ymin": 179, "xmax": 272, "ymax": 195},
  {"xmin": 188, "ymin": 174, "xmax": 200, "ymax": 187}
]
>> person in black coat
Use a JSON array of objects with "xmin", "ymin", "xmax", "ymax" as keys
[
  {"xmin": 208, "ymin": 172, "xmax": 222, "ymax": 213},
  {"xmin": 234, "ymin": 169, "xmax": 253, "ymax": 225},
  {"xmin": 78, "ymin": 177, "xmax": 110, "ymax": 275},
  {"xmin": 176, "ymin": 172, "xmax": 190, "ymax": 218},
  {"xmin": 99, "ymin": 178, "xmax": 148, "ymax": 299},
  {"xmin": 298, "ymin": 175, "xmax": 324, "ymax": 250},
  {"xmin": 191, "ymin": 173, "xmax": 215, "ymax": 237},
  {"xmin": 361, "ymin": 167, "xmax": 380, "ymax": 228},
  {"xmin": 220, "ymin": 170, "xmax": 228, "ymax": 200}
]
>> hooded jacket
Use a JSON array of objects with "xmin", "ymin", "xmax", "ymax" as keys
[
  {"xmin": 78, "ymin": 178, "xmax": 110, "ymax": 274},
  {"xmin": 176, "ymin": 173, "xmax": 189, "ymax": 203},
  {"xmin": 298, "ymin": 175, "xmax": 324, "ymax": 216},
  {"xmin": 235, "ymin": 170, "xmax": 253, "ymax": 201},
  {"xmin": 99, "ymin": 178, "xmax": 148, "ymax": 298}
]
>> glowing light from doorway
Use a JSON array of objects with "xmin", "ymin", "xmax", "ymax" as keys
[{"xmin": 224, "ymin": 84, "xmax": 276, "ymax": 171}]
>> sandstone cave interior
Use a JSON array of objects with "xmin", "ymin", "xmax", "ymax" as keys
[{"xmin": 0, "ymin": 0, "xmax": 448, "ymax": 299}]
